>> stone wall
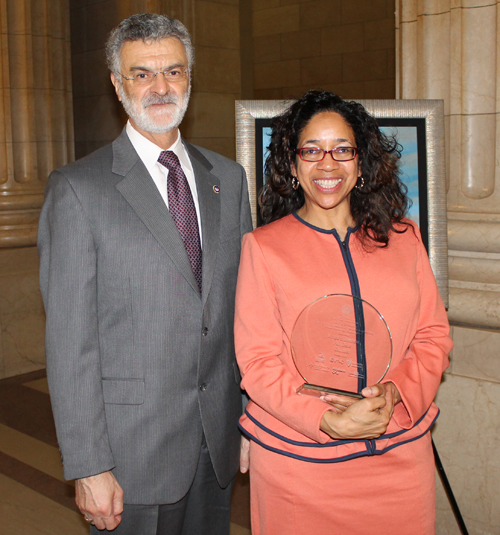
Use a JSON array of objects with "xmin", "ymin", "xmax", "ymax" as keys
[
  {"xmin": 250, "ymin": 0, "xmax": 396, "ymax": 100},
  {"xmin": 397, "ymin": 2, "xmax": 500, "ymax": 533}
]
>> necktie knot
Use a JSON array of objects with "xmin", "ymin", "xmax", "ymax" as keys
[{"xmin": 158, "ymin": 150, "xmax": 181, "ymax": 172}]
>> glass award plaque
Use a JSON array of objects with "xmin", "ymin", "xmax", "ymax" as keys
[{"xmin": 291, "ymin": 294, "xmax": 392, "ymax": 399}]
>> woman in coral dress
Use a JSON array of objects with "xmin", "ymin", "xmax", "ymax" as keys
[{"xmin": 235, "ymin": 91, "xmax": 453, "ymax": 535}]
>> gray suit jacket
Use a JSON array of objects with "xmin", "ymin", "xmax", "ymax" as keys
[{"xmin": 38, "ymin": 129, "xmax": 252, "ymax": 504}]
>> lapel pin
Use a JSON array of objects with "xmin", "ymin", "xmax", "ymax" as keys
[{"xmin": 213, "ymin": 185, "xmax": 220, "ymax": 193}]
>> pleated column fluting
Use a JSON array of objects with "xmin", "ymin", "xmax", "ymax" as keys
[{"xmin": 0, "ymin": 0, "xmax": 73, "ymax": 247}]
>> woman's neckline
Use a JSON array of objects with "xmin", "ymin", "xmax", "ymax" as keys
[{"xmin": 292, "ymin": 211, "xmax": 357, "ymax": 237}]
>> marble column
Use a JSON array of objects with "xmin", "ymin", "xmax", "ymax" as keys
[
  {"xmin": 397, "ymin": 2, "xmax": 500, "ymax": 534},
  {"xmin": 0, "ymin": 0, "xmax": 72, "ymax": 379},
  {"xmin": 397, "ymin": 0, "xmax": 500, "ymax": 329},
  {"xmin": 0, "ymin": 0, "xmax": 73, "ymax": 247}
]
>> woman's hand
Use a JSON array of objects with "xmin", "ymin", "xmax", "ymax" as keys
[
  {"xmin": 240, "ymin": 435, "xmax": 250, "ymax": 474},
  {"xmin": 320, "ymin": 383, "xmax": 394, "ymax": 440},
  {"xmin": 319, "ymin": 392, "xmax": 360, "ymax": 413},
  {"xmin": 320, "ymin": 382, "xmax": 401, "ymax": 413},
  {"xmin": 362, "ymin": 381, "xmax": 401, "ymax": 405}
]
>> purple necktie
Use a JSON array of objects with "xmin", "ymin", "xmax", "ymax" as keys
[{"xmin": 158, "ymin": 151, "xmax": 202, "ymax": 292}]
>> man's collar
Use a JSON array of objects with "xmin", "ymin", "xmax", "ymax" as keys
[
  {"xmin": 126, "ymin": 121, "xmax": 192, "ymax": 173},
  {"xmin": 126, "ymin": 120, "xmax": 180, "ymax": 151}
]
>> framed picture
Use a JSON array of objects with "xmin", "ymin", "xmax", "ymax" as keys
[{"xmin": 236, "ymin": 99, "xmax": 449, "ymax": 306}]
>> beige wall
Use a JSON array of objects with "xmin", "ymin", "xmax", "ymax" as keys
[
  {"xmin": 0, "ymin": 248, "xmax": 45, "ymax": 378},
  {"xmin": 251, "ymin": 0, "xmax": 396, "ymax": 100}
]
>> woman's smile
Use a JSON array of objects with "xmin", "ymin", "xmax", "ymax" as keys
[
  {"xmin": 313, "ymin": 178, "xmax": 342, "ymax": 190},
  {"xmin": 293, "ymin": 111, "xmax": 360, "ymax": 231}
]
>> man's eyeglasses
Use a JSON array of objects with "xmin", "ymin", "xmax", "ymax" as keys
[
  {"xmin": 119, "ymin": 68, "xmax": 188, "ymax": 85},
  {"xmin": 295, "ymin": 147, "xmax": 358, "ymax": 162}
]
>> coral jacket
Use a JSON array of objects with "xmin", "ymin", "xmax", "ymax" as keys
[{"xmin": 235, "ymin": 214, "xmax": 453, "ymax": 462}]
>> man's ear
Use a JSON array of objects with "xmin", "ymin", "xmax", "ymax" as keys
[{"xmin": 110, "ymin": 73, "xmax": 121, "ymax": 101}]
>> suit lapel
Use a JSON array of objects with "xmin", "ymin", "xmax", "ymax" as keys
[
  {"xmin": 113, "ymin": 130, "xmax": 200, "ymax": 294},
  {"xmin": 185, "ymin": 142, "xmax": 221, "ymax": 305}
]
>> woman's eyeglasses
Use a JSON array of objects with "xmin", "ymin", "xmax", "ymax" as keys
[{"xmin": 295, "ymin": 147, "xmax": 358, "ymax": 162}]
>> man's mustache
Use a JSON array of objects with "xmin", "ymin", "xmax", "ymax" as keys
[{"xmin": 142, "ymin": 94, "xmax": 180, "ymax": 107}]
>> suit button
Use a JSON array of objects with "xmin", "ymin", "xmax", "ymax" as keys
[
  {"xmin": 202, "ymin": 327, "xmax": 208, "ymax": 336},
  {"xmin": 199, "ymin": 383, "xmax": 207, "ymax": 391}
]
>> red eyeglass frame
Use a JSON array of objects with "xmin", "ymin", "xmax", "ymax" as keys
[{"xmin": 295, "ymin": 147, "xmax": 359, "ymax": 162}]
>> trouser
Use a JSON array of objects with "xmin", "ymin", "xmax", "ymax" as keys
[{"xmin": 90, "ymin": 438, "xmax": 234, "ymax": 535}]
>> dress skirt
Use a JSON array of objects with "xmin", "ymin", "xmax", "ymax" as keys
[{"xmin": 249, "ymin": 432, "xmax": 436, "ymax": 535}]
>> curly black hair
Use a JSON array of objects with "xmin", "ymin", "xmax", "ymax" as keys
[{"xmin": 260, "ymin": 90, "xmax": 411, "ymax": 246}]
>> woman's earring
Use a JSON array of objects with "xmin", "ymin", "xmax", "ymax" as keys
[
  {"xmin": 292, "ymin": 176, "xmax": 299, "ymax": 190},
  {"xmin": 355, "ymin": 176, "xmax": 365, "ymax": 190}
]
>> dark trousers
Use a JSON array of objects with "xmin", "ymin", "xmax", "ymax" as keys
[{"xmin": 90, "ymin": 439, "xmax": 234, "ymax": 535}]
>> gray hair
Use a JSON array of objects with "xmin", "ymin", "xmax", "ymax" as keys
[{"xmin": 105, "ymin": 13, "xmax": 194, "ymax": 75}]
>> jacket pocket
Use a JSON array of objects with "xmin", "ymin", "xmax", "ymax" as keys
[{"xmin": 102, "ymin": 378, "xmax": 145, "ymax": 405}]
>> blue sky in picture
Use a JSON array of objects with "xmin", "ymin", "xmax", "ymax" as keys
[
  {"xmin": 380, "ymin": 126, "xmax": 420, "ymax": 226},
  {"xmin": 262, "ymin": 125, "xmax": 420, "ymax": 225},
  {"xmin": 262, "ymin": 127, "xmax": 271, "ymax": 179}
]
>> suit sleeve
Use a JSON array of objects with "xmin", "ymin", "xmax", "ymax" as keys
[
  {"xmin": 235, "ymin": 233, "xmax": 331, "ymax": 443},
  {"xmin": 38, "ymin": 170, "xmax": 115, "ymax": 481},
  {"xmin": 384, "ymin": 228, "xmax": 453, "ymax": 428}
]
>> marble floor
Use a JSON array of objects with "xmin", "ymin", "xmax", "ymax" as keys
[{"xmin": 0, "ymin": 370, "xmax": 251, "ymax": 535}]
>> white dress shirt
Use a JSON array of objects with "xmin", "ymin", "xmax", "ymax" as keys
[{"xmin": 126, "ymin": 121, "xmax": 202, "ymax": 242}]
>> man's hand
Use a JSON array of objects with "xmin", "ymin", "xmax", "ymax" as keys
[
  {"xmin": 240, "ymin": 435, "xmax": 250, "ymax": 474},
  {"xmin": 75, "ymin": 470, "xmax": 124, "ymax": 530}
]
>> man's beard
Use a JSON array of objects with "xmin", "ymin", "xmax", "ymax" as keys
[{"xmin": 118, "ymin": 84, "xmax": 191, "ymax": 134}]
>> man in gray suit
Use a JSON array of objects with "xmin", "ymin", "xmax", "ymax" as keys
[{"xmin": 38, "ymin": 13, "xmax": 252, "ymax": 535}]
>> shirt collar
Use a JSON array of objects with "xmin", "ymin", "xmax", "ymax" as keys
[{"xmin": 126, "ymin": 121, "xmax": 193, "ymax": 175}]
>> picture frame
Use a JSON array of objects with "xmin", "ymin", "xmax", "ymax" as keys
[{"xmin": 235, "ymin": 99, "xmax": 449, "ymax": 307}]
